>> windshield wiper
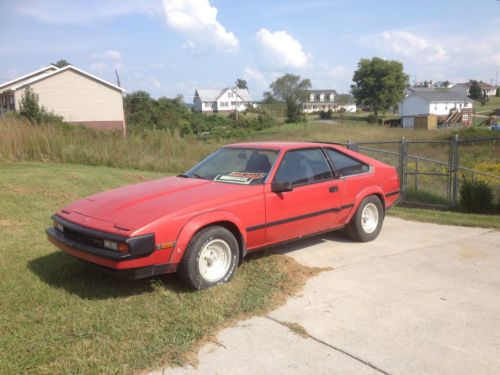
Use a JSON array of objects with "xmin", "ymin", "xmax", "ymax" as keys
[{"xmin": 177, "ymin": 173, "xmax": 207, "ymax": 180}]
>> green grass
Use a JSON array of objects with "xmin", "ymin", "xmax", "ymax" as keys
[
  {"xmin": 389, "ymin": 206, "xmax": 500, "ymax": 229},
  {"xmin": 474, "ymin": 96, "xmax": 500, "ymax": 114},
  {"xmin": 0, "ymin": 163, "xmax": 311, "ymax": 374}
]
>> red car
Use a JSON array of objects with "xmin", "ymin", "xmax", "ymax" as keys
[{"xmin": 46, "ymin": 142, "xmax": 400, "ymax": 289}]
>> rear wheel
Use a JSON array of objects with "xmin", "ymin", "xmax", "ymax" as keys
[
  {"xmin": 178, "ymin": 226, "xmax": 239, "ymax": 290},
  {"xmin": 347, "ymin": 195, "xmax": 384, "ymax": 242}
]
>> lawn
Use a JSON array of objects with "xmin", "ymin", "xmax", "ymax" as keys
[
  {"xmin": 474, "ymin": 95, "xmax": 500, "ymax": 115},
  {"xmin": 389, "ymin": 206, "xmax": 500, "ymax": 229},
  {"xmin": 0, "ymin": 163, "xmax": 313, "ymax": 374}
]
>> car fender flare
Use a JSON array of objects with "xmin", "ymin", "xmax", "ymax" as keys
[
  {"xmin": 345, "ymin": 186, "xmax": 386, "ymax": 224},
  {"xmin": 170, "ymin": 211, "xmax": 246, "ymax": 264}
]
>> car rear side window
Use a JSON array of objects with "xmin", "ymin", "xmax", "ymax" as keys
[
  {"xmin": 274, "ymin": 148, "xmax": 333, "ymax": 186},
  {"xmin": 325, "ymin": 148, "xmax": 369, "ymax": 177}
]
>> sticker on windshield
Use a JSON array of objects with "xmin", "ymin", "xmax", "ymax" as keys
[{"xmin": 214, "ymin": 172, "xmax": 267, "ymax": 184}]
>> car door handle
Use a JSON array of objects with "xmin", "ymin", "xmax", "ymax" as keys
[{"xmin": 329, "ymin": 186, "xmax": 338, "ymax": 193}]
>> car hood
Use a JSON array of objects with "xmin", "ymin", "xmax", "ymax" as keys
[{"xmin": 59, "ymin": 176, "xmax": 261, "ymax": 231}]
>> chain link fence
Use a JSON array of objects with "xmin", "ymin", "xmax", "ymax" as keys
[{"xmin": 341, "ymin": 136, "xmax": 500, "ymax": 209}]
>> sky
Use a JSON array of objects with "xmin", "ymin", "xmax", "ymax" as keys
[{"xmin": 1, "ymin": 0, "xmax": 499, "ymax": 101}]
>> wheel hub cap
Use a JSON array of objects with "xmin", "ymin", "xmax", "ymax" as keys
[
  {"xmin": 198, "ymin": 239, "xmax": 231, "ymax": 282},
  {"xmin": 361, "ymin": 203, "xmax": 379, "ymax": 234}
]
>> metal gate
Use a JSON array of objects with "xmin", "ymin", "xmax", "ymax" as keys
[{"xmin": 342, "ymin": 136, "xmax": 500, "ymax": 208}]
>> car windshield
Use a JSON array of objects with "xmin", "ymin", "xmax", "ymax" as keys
[{"xmin": 183, "ymin": 147, "xmax": 279, "ymax": 185}]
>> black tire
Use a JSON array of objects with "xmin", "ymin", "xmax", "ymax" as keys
[
  {"xmin": 346, "ymin": 195, "xmax": 384, "ymax": 242},
  {"xmin": 178, "ymin": 226, "xmax": 239, "ymax": 290}
]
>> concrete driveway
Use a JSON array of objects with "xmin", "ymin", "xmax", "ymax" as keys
[{"xmin": 152, "ymin": 217, "xmax": 500, "ymax": 375}]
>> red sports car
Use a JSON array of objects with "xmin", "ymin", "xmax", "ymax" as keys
[{"xmin": 46, "ymin": 142, "xmax": 400, "ymax": 289}]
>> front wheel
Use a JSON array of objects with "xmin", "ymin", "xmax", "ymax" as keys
[
  {"xmin": 178, "ymin": 226, "xmax": 239, "ymax": 290},
  {"xmin": 346, "ymin": 195, "xmax": 384, "ymax": 242}
]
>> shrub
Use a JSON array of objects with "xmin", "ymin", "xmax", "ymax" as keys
[
  {"xmin": 18, "ymin": 87, "xmax": 63, "ymax": 125},
  {"xmin": 367, "ymin": 114, "xmax": 378, "ymax": 124},
  {"xmin": 319, "ymin": 110, "xmax": 332, "ymax": 120},
  {"xmin": 459, "ymin": 178, "xmax": 494, "ymax": 212}
]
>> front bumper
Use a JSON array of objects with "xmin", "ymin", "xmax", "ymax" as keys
[{"xmin": 48, "ymin": 214, "xmax": 156, "ymax": 259}]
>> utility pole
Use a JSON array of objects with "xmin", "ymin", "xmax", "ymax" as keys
[{"xmin": 115, "ymin": 69, "xmax": 127, "ymax": 138}]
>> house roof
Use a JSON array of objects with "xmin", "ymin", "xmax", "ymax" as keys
[
  {"xmin": 305, "ymin": 89, "xmax": 338, "ymax": 95},
  {"xmin": 410, "ymin": 91, "xmax": 473, "ymax": 103},
  {"xmin": 0, "ymin": 65, "xmax": 58, "ymax": 92},
  {"xmin": 1, "ymin": 65, "xmax": 125, "ymax": 94},
  {"xmin": 195, "ymin": 88, "xmax": 252, "ymax": 102},
  {"xmin": 234, "ymin": 88, "xmax": 252, "ymax": 102},
  {"xmin": 454, "ymin": 82, "xmax": 497, "ymax": 89},
  {"xmin": 195, "ymin": 89, "xmax": 224, "ymax": 102}
]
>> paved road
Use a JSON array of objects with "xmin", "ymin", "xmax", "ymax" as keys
[{"xmin": 152, "ymin": 217, "xmax": 500, "ymax": 375}]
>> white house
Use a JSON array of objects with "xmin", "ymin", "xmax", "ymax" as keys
[
  {"xmin": 302, "ymin": 90, "xmax": 356, "ymax": 113},
  {"xmin": 0, "ymin": 65, "xmax": 125, "ymax": 131},
  {"xmin": 450, "ymin": 82, "xmax": 497, "ymax": 97},
  {"xmin": 399, "ymin": 90, "xmax": 473, "ymax": 128},
  {"xmin": 193, "ymin": 88, "xmax": 252, "ymax": 112}
]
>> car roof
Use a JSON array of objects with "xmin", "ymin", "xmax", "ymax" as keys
[{"xmin": 225, "ymin": 141, "xmax": 341, "ymax": 151}]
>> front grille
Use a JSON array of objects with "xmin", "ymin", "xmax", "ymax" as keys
[{"xmin": 63, "ymin": 227, "xmax": 105, "ymax": 249}]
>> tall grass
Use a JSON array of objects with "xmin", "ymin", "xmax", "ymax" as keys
[
  {"xmin": 0, "ymin": 116, "xmax": 223, "ymax": 172},
  {"xmin": 2, "ymin": 115, "xmax": 491, "ymax": 173}
]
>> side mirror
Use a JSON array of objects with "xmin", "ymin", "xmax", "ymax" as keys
[{"xmin": 271, "ymin": 181, "xmax": 293, "ymax": 193}]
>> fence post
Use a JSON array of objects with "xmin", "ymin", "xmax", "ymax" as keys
[
  {"xmin": 399, "ymin": 137, "xmax": 407, "ymax": 202},
  {"xmin": 450, "ymin": 134, "xmax": 460, "ymax": 207}
]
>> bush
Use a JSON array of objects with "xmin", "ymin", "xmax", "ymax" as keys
[
  {"xmin": 459, "ymin": 178, "xmax": 494, "ymax": 212},
  {"xmin": 18, "ymin": 87, "xmax": 63, "ymax": 125},
  {"xmin": 367, "ymin": 114, "xmax": 378, "ymax": 124},
  {"xmin": 318, "ymin": 110, "xmax": 332, "ymax": 120}
]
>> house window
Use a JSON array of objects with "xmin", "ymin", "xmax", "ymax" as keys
[
  {"xmin": 329, "ymin": 94, "xmax": 334, "ymax": 101},
  {"xmin": 320, "ymin": 94, "xmax": 325, "ymax": 102},
  {"xmin": 310, "ymin": 94, "xmax": 315, "ymax": 102},
  {"xmin": 463, "ymin": 114, "xmax": 469, "ymax": 120}
]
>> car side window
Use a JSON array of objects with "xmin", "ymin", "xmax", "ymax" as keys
[
  {"xmin": 325, "ymin": 148, "xmax": 369, "ymax": 177},
  {"xmin": 274, "ymin": 149, "xmax": 333, "ymax": 186}
]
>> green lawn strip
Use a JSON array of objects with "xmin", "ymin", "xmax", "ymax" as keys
[
  {"xmin": 388, "ymin": 206, "xmax": 500, "ymax": 229},
  {"xmin": 0, "ymin": 163, "xmax": 311, "ymax": 374}
]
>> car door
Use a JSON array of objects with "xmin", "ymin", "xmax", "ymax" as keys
[{"xmin": 264, "ymin": 148, "xmax": 341, "ymax": 245}]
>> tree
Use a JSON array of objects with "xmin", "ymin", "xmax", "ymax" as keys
[
  {"xmin": 468, "ymin": 80, "xmax": 483, "ymax": 100},
  {"xmin": 235, "ymin": 78, "xmax": 248, "ymax": 90},
  {"xmin": 269, "ymin": 74, "xmax": 311, "ymax": 122},
  {"xmin": 51, "ymin": 59, "xmax": 71, "ymax": 68},
  {"xmin": 351, "ymin": 57, "xmax": 408, "ymax": 118},
  {"xmin": 19, "ymin": 87, "xmax": 62, "ymax": 124},
  {"xmin": 443, "ymin": 80, "xmax": 450, "ymax": 88}
]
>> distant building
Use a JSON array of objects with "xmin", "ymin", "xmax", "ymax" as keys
[
  {"xmin": 193, "ymin": 88, "xmax": 252, "ymax": 112},
  {"xmin": 450, "ymin": 81, "xmax": 498, "ymax": 97},
  {"xmin": 0, "ymin": 65, "xmax": 125, "ymax": 130},
  {"xmin": 399, "ymin": 90, "xmax": 474, "ymax": 128},
  {"xmin": 302, "ymin": 90, "xmax": 356, "ymax": 113}
]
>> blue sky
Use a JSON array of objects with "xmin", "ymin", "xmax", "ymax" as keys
[{"xmin": 1, "ymin": 0, "xmax": 499, "ymax": 100}]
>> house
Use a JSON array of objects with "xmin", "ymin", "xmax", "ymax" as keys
[
  {"xmin": 449, "ymin": 81, "xmax": 498, "ymax": 97},
  {"xmin": 399, "ymin": 90, "xmax": 474, "ymax": 128},
  {"xmin": 0, "ymin": 65, "xmax": 125, "ymax": 130},
  {"xmin": 302, "ymin": 90, "xmax": 356, "ymax": 113},
  {"xmin": 193, "ymin": 88, "xmax": 252, "ymax": 112}
]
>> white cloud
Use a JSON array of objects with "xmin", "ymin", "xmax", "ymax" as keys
[
  {"xmin": 102, "ymin": 50, "xmax": 122, "ymax": 60},
  {"xmin": 90, "ymin": 50, "xmax": 124, "ymax": 72},
  {"xmin": 327, "ymin": 65, "xmax": 347, "ymax": 78},
  {"xmin": 9, "ymin": 0, "xmax": 162, "ymax": 25},
  {"xmin": 162, "ymin": 0, "xmax": 239, "ymax": 54},
  {"xmin": 89, "ymin": 62, "xmax": 108, "ymax": 72},
  {"xmin": 243, "ymin": 67, "xmax": 265, "ymax": 82},
  {"xmin": 360, "ymin": 30, "xmax": 447, "ymax": 63},
  {"xmin": 255, "ymin": 28, "xmax": 311, "ymax": 70}
]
